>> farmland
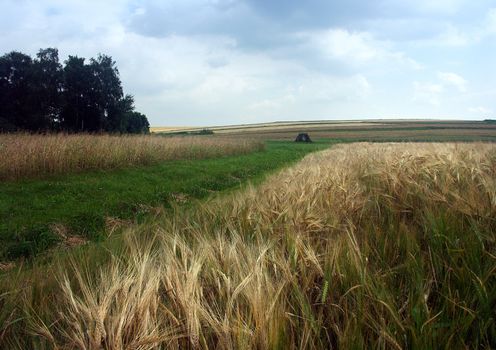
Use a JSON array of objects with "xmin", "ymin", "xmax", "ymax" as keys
[
  {"xmin": 154, "ymin": 119, "xmax": 496, "ymax": 142},
  {"xmin": 1, "ymin": 124, "xmax": 496, "ymax": 348},
  {"xmin": 3, "ymin": 0, "xmax": 495, "ymax": 347},
  {"xmin": 0, "ymin": 139, "xmax": 328, "ymax": 261},
  {"xmin": 0, "ymin": 134, "xmax": 263, "ymax": 181},
  {"xmin": 1, "ymin": 141, "xmax": 495, "ymax": 348}
]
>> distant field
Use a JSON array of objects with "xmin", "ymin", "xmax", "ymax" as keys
[
  {"xmin": 150, "ymin": 126, "xmax": 194, "ymax": 133},
  {"xmin": 154, "ymin": 120, "xmax": 496, "ymax": 142},
  {"xmin": 152, "ymin": 120, "xmax": 382, "ymax": 133},
  {"xmin": 151, "ymin": 120, "xmax": 381, "ymax": 134}
]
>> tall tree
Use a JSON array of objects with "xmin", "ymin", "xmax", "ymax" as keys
[
  {"xmin": 61, "ymin": 56, "xmax": 96, "ymax": 131},
  {"xmin": 89, "ymin": 54, "xmax": 124, "ymax": 132},
  {"xmin": 0, "ymin": 48, "xmax": 150, "ymax": 133},
  {"xmin": 106, "ymin": 94, "xmax": 134, "ymax": 133},
  {"xmin": 0, "ymin": 51, "xmax": 35, "ymax": 131},
  {"xmin": 126, "ymin": 111, "xmax": 150, "ymax": 134},
  {"xmin": 31, "ymin": 48, "xmax": 63, "ymax": 130}
]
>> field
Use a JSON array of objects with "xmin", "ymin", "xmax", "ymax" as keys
[
  {"xmin": 0, "ymin": 134, "xmax": 263, "ymax": 181},
  {"xmin": 1, "ymin": 123, "xmax": 496, "ymax": 348},
  {"xmin": 1, "ymin": 142, "xmax": 495, "ymax": 348},
  {"xmin": 154, "ymin": 119, "xmax": 496, "ymax": 142},
  {"xmin": 0, "ymin": 140, "xmax": 327, "ymax": 261}
]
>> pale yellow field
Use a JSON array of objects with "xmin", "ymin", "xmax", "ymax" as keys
[
  {"xmin": 150, "ymin": 120, "xmax": 383, "ymax": 134},
  {"xmin": 150, "ymin": 126, "xmax": 195, "ymax": 133}
]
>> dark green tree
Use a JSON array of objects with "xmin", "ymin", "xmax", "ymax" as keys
[
  {"xmin": 0, "ymin": 51, "xmax": 35, "ymax": 131},
  {"xmin": 0, "ymin": 48, "xmax": 150, "ymax": 133},
  {"xmin": 61, "ymin": 54, "xmax": 126, "ymax": 132},
  {"xmin": 105, "ymin": 94, "xmax": 150, "ymax": 134},
  {"xmin": 61, "ymin": 55, "xmax": 100, "ymax": 132},
  {"xmin": 126, "ymin": 111, "xmax": 150, "ymax": 134},
  {"xmin": 31, "ymin": 48, "xmax": 63, "ymax": 130},
  {"xmin": 106, "ymin": 94, "xmax": 134, "ymax": 133},
  {"xmin": 90, "ymin": 54, "xmax": 124, "ymax": 132}
]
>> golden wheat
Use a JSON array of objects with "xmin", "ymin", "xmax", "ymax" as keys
[
  {"xmin": 0, "ymin": 133, "xmax": 264, "ymax": 181},
  {"xmin": 2, "ymin": 142, "xmax": 496, "ymax": 348}
]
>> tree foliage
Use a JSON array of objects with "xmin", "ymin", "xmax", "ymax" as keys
[{"xmin": 0, "ymin": 48, "xmax": 149, "ymax": 133}]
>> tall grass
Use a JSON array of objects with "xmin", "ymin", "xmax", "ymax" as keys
[
  {"xmin": 0, "ymin": 134, "xmax": 264, "ymax": 181},
  {"xmin": 1, "ymin": 142, "xmax": 495, "ymax": 348}
]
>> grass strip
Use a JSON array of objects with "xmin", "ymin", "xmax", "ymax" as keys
[{"xmin": 0, "ymin": 140, "xmax": 329, "ymax": 260}]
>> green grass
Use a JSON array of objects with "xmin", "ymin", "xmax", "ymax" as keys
[{"xmin": 0, "ymin": 140, "xmax": 329, "ymax": 261}]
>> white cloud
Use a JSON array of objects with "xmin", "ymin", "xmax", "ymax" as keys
[
  {"xmin": 309, "ymin": 29, "xmax": 381, "ymax": 63},
  {"xmin": 299, "ymin": 74, "xmax": 371, "ymax": 101},
  {"xmin": 438, "ymin": 72, "xmax": 467, "ymax": 92},
  {"xmin": 413, "ymin": 72, "xmax": 467, "ymax": 106},
  {"xmin": 387, "ymin": 0, "xmax": 465, "ymax": 15},
  {"xmin": 413, "ymin": 81, "xmax": 444, "ymax": 105},
  {"xmin": 432, "ymin": 8, "xmax": 496, "ymax": 46},
  {"xmin": 404, "ymin": 5, "xmax": 496, "ymax": 50},
  {"xmin": 297, "ymin": 29, "xmax": 421, "ymax": 69},
  {"xmin": 433, "ymin": 25, "xmax": 469, "ymax": 46},
  {"xmin": 468, "ymin": 106, "xmax": 492, "ymax": 115},
  {"xmin": 247, "ymin": 73, "xmax": 372, "ymax": 119},
  {"xmin": 249, "ymin": 94, "xmax": 296, "ymax": 114},
  {"xmin": 482, "ymin": 8, "xmax": 496, "ymax": 36}
]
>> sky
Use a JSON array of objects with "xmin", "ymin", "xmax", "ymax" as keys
[{"xmin": 1, "ymin": 0, "xmax": 496, "ymax": 126}]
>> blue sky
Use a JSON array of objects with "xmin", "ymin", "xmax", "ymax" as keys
[{"xmin": 1, "ymin": 0, "xmax": 495, "ymax": 126}]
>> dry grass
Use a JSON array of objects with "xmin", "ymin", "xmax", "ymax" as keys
[
  {"xmin": 0, "ymin": 134, "xmax": 264, "ymax": 181},
  {"xmin": 2, "ymin": 142, "xmax": 496, "ymax": 348}
]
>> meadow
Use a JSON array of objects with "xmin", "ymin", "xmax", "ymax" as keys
[
  {"xmin": 1, "ymin": 142, "xmax": 495, "ymax": 348},
  {"xmin": 0, "ymin": 133, "xmax": 263, "ymax": 181}
]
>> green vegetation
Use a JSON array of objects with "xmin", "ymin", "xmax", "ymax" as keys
[
  {"xmin": 1, "ymin": 142, "xmax": 495, "ymax": 348},
  {"xmin": 2, "ymin": 124, "xmax": 496, "ymax": 348},
  {"xmin": 0, "ymin": 134, "xmax": 262, "ymax": 181},
  {"xmin": 0, "ymin": 48, "xmax": 149, "ymax": 133},
  {"xmin": 0, "ymin": 141, "xmax": 328, "ymax": 260}
]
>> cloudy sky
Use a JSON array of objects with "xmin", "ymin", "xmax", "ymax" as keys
[{"xmin": 1, "ymin": 0, "xmax": 495, "ymax": 126}]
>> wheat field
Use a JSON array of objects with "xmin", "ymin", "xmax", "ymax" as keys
[
  {"xmin": 0, "ymin": 134, "xmax": 264, "ymax": 181},
  {"xmin": 2, "ymin": 142, "xmax": 496, "ymax": 348}
]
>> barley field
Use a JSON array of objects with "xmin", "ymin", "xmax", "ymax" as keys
[
  {"xmin": 0, "ymin": 134, "xmax": 264, "ymax": 181},
  {"xmin": 2, "ymin": 142, "xmax": 496, "ymax": 348}
]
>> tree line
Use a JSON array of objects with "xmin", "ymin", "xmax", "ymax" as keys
[{"xmin": 0, "ymin": 48, "xmax": 149, "ymax": 133}]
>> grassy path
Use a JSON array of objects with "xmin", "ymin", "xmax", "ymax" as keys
[{"xmin": 0, "ymin": 140, "xmax": 329, "ymax": 260}]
